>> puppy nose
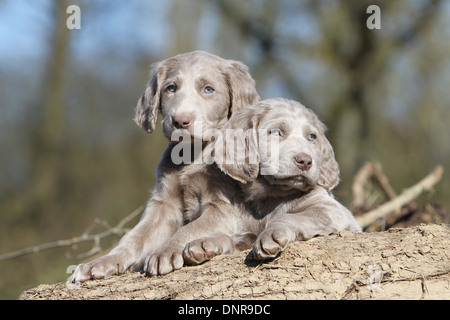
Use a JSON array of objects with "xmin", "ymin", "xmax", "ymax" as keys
[
  {"xmin": 294, "ymin": 153, "xmax": 312, "ymax": 171},
  {"xmin": 173, "ymin": 113, "xmax": 193, "ymax": 129}
]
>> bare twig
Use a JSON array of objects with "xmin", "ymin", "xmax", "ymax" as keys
[
  {"xmin": 356, "ymin": 166, "xmax": 444, "ymax": 229},
  {"xmin": 352, "ymin": 161, "xmax": 397, "ymax": 210},
  {"xmin": 0, "ymin": 205, "xmax": 144, "ymax": 261}
]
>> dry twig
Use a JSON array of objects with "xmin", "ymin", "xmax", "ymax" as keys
[
  {"xmin": 352, "ymin": 161, "xmax": 398, "ymax": 210},
  {"xmin": 356, "ymin": 165, "xmax": 444, "ymax": 229},
  {"xmin": 0, "ymin": 205, "xmax": 144, "ymax": 261}
]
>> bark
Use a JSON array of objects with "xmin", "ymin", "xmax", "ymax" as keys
[{"xmin": 19, "ymin": 224, "xmax": 450, "ymax": 300}]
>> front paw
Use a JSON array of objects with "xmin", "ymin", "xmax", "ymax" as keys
[
  {"xmin": 72, "ymin": 253, "xmax": 129, "ymax": 283},
  {"xmin": 183, "ymin": 236, "xmax": 231, "ymax": 265},
  {"xmin": 144, "ymin": 245, "xmax": 184, "ymax": 276},
  {"xmin": 251, "ymin": 228, "xmax": 290, "ymax": 261}
]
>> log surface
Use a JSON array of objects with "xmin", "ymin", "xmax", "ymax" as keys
[{"xmin": 19, "ymin": 224, "xmax": 450, "ymax": 300}]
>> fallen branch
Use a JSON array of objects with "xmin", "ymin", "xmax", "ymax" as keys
[
  {"xmin": 19, "ymin": 224, "xmax": 450, "ymax": 300},
  {"xmin": 356, "ymin": 165, "xmax": 444, "ymax": 229},
  {"xmin": 352, "ymin": 161, "xmax": 397, "ymax": 210},
  {"xmin": 0, "ymin": 205, "xmax": 144, "ymax": 261}
]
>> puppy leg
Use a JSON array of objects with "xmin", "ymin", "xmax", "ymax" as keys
[
  {"xmin": 251, "ymin": 194, "xmax": 360, "ymax": 261},
  {"xmin": 251, "ymin": 227, "xmax": 295, "ymax": 260},
  {"xmin": 250, "ymin": 211, "xmax": 337, "ymax": 261},
  {"xmin": 144, "ymin": 204, "xmax": 238, "ymax": 276},
  {"xmin": 73, "ymin": 193, "xmax": 183, "ymax": 282},
  {"xmin": 183, "ymin": 234, "xmax": 236, "ymax": 265}
]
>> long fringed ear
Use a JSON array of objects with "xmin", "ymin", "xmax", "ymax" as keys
[
  {"xmin": 317, "ymin": 124, "xmax": 340, "ymax": 191},
  {"xmin": 213, "ymin": 108, "xmax": 260, "ymax": 183},
  {"xmin": 134, "ymin": 62, "xmax": 166, "ymax": 133},
  {"xmin": 224, "ymin": 61, "xmax": 260, "ymax": 115}
]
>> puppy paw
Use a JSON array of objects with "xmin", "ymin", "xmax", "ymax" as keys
[
  {"xmin": 72, "ymin": 253, "xmax": 129, "ymax": 283},
  {"xmin": 144, "ymin": 245, "xmax": 184, "ymax": 276},
  {"xmin": 251, "ymin": 228, "xmax": 290, "ymax": 261},
  {"xmin": 183, "ymin": 236, "xmax": 234, "ymax": 265}
]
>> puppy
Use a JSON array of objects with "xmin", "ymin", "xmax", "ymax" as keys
[
  {"xmin": 73, "ymin": 51, "xmax": 259, "ymax": 282},
  {"xmin": 145, "ymin": 98, "xmax": 361, "ymax": 275}
]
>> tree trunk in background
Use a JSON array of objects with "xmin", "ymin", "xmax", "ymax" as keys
[
  {"xmin": 28, "ymin": 1, "xmax": 71, "ymax": 213},
  {"xmin": 169, "ymin": 0, "xmax": 204, "ymax": 55}
]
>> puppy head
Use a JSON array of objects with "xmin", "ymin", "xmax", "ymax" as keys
[
  {"xmin": 214, "ymin": 98, "xmax": 340, "ymax": 191},
  {"xmin": 134, "ymin": 51, "xmax": 259, "ymax": 140}
]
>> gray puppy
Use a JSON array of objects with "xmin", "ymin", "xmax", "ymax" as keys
[
  {"xmin": 145, "ymin": 98, "xmax": 361, "ymax": 276},
  {"xmin": 73, "ymin": 51, "xmax": 259, "ymax": 282}
]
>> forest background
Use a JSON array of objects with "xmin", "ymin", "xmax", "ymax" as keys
[{"xmin": 1, "ymin": 0, "xmax": 449, "ymax": 299}]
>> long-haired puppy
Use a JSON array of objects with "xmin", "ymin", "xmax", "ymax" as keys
[
  {"xmin": 144, "ymin": 98, "xmax": 361, "ymax": 275},
  {"xmin": 73, "ymin": 51, "xmax": 259, "ymax": 282}
]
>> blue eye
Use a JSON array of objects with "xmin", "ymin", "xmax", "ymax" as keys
[
  {"xmin": 270, "ymin": 129, "xmax": 282, "ymax": 137},
  {"xmin": 204, "ymin": 86, "xmax": 214, "ymax": 94},
  {"xmin": 307, "ymin": 133, "xmax": 317, "ymax": 141},
  {"xmin": 166, "ymin": 84, "xmax": 176, "ymax": 93}
]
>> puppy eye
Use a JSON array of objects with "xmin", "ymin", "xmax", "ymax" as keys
[
  {"xmin": 204, "ymin": 86, "xmax": 214, "ymax": 94},
  {"xmin": 307, "ymin": 133, "xmax": 317, "ymax": 141},
  {"xmin": 269, "ymin": 129, "xmax": 282, "ymax": 137},
  {"xmin": 165, "ymin": 84, "xmax": 176, "ymax": 93}
]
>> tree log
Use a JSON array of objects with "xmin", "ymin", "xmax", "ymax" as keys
[{"xmin": 19, "ymin": 224, "xmax": 450, "ymax": 300}]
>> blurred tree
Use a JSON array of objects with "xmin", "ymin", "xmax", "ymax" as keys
[
  {"xmin": 28, "ymin": 0, "xmax": 72, "ymax": 217},
  {"xmin": 169, "ymin": 0, "xmax": 204, "ymax": 54},
  {"xmin": 211, "ymin": 0, "xmax": 447, "ymax": 202},
  {"xmin": 1, "ymin": 0, "xmax": 449, "ymax": 299}
]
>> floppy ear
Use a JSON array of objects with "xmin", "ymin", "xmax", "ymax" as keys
[
  {"xmin": 225, "ymin": 61, "xmax": 260, "ymax": 115},
  {"xmin": 317, "ymin": 126, "xmax": 340, "ymax": 191},
  {"xmin": 134, "ymin": 62, "xmax": 166, "ymax": 133},
  {"xmin": 214, "ymin": 108, "xmax": 260, "ymax": 183}
]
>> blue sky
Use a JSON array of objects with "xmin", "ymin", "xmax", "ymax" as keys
[{"xmin": 0, "ymin": 1, "xmax": 171, "ymax": 68}]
